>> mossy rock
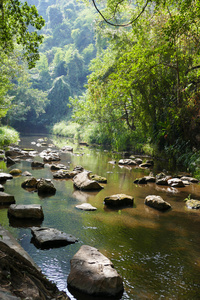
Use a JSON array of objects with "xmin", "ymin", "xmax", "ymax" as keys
[
  {"xmin": 90, "ymin": 174, "xmax": 107, "ymax": 183},
  {"xmin": 186, "ymin": 199, "xmax": 200, "ymax": 209}
]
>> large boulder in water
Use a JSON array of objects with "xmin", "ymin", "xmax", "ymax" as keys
[
  {"xmin": 67, "ymin": 245, "xmax": 124, "ymax": 297},
  {"xmin": 73, "ymin": 171, "xmax": 103, "ymax": 190},
  {"xmin": 145, "ymin": 195, "xmax": 171, "ymax": 211}
]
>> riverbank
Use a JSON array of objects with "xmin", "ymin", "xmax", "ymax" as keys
[{"xmin": 0, "ymin": 225, "xmax": 70, "ymax": 299}]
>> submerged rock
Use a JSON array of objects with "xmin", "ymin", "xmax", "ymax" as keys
[
  {"xmin": 31, "ymin": 161, "xmax": 45, "ymax": 168},
  {"xmin": 9, "ymin": 168, "xmax": 22, "ymax": 176},
  {"xmin": 8, "ymin": 204, "xmax": 44, "ymax": 219},
  {"xmin": 67, "ymin": 245, "xmax": 124, "ymax": 297},
  {"xmin": 104, "ymin": 194, "xmax": 134, "ymax": 207},
  {"xmin": 73, "ymin": 171, "xmax": 104, "ymax": 190},
  {"xmin": 31, "ymin": 227, "xmax": 78, "ymax": 249},
  {"xmin": 145, "ymin": 195, "xmax": 171, "ymax": 211}
]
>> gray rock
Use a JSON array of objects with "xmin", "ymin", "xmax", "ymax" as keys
[
  {"xmin": 22, "ymin": 171, "xmax": 32, "ymax": 176},
  {"xmin": 0, "ymin": 172, "xmax": 13, "ymax": 181},
  {"xmin": 31, "ymin": 227, "xmax": 78, "ymax": 249},
  {"xmin": 185, "ymin": 199, "xmax": 200, "ymax": 209},
  {"xmin": 67, "ymin": 245, "xmax": 124, "ymax": 296},
  {"xmin": 75, "ymin": 203, "xmax": 97, "ymax": 211},
  {"xmin": 145, "ymin": 195, "xmax": 171, "ymax": 211},
  {"xmin": 104, "ymin": 194, "xmax": 134, "ymax": 207},
  {"xmin": 8, "ymin": 204, "xmax": 44, "ymax": 219},
  {"xmin": 73, "ymin": 171, "xmax": 103, "ymax": 190},
  {"xmin": 168, "ymin": 178, "xmax": 185, "ymax": 187},
  {"xmin": 139, "ymin": 162, "xmax": 153, "ymax": 168},
  {"xmin": 135, "ymin": 158, "xmax": 143, "ymax": 164},
  {"xmin": 0, "ymin": 184, "xmax": 4, "ymax": 192},
  {"xmin": 0, "ymin": 192, "xmax": 15, "ymax": 205},
  {"xmin": 89, "ymin": 174, "xmax": 107, "ymax": 183},
  {"xmin": 53, "ymin": 170, "xmax": 77, "ymax": 179},
  {"xmin": 156, "ymin": 177, "xmax": 169, "ymax": 185},
  {"xmin": 21, "ymin": 177, "xmax": 38, "ymax": 189},
  {"xmin": 6, "ymin": 156, "xmax": 16, "ymax": 165},
  {"xmin": 50, "ymin": 164, "xmax": 68, "ymax": 170},
  {"xmin": 37, "ymin": 178, "xmax": 56, "ymax": 195}
]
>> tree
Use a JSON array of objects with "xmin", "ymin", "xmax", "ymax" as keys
[{"xmin": 0, "ymin": 0, "xmax": 45, "ymax": 68}]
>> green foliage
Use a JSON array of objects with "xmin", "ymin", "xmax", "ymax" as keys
[
  {"xmin": 0, "ymin": 126, "xmax": 19, "ymax": 146},
  {"xmin": 52, "ymin": 121, "xmax": 80, "ymax": 139},
  {"xmin": 0, "ymin": 0, "xmax": 45, "ymax": 68}
]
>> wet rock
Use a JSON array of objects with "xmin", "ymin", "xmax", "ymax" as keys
[
  {"xmin": 73, "ymin": 165, "xmax": 84, "ymax": 172},
  {"xmin": 145, "ymin": 195, "xmax": 171, "ymax": 211},
  {"xmin": 134, "ymin": 177, "xmax": 147, "ymax": 184},
  {"xmin": 0, "ymin": 172, "xmax": 13, "ymax": 181},
  {"xmin": 139, "ymin": 162, "xmax": 153, "ymax": 168},
  {"xmin": 90, "ymin": 174, "xmax": 107, "ymax": 183},
  {"xmin": 67, "ymin": 245, "xmax": 124, "ymax": 297},
  {"xmin": 75, "ymin": 203, "xmax": 97, "ymax": 211},
  {"xmin": 0, "ymin": 184, "xmax": 4, "ymax": 192},
  {"xmin": 135, "ymin": 158, "xmax": 143, "ymax": 164},
  {"xmin": 108, "ymin": 160, "xmax": 116, "ymax": 164},
  {"xmin": 61, "ymin": 146, "xmax": 73, "ymax": 152},
  {"xmin": 9, "ymin": 169, "xmax": 22, "ymax": 176},
  {"xmin": 37, "ymin": 178, "xmax": 56, "ymax": 195},
  {"xmin": 185, "ymin": 199, "xmax": 200, "ymax": 209},
  {"xmin": 104, "ymin": 194, "xmax": 134, "ymax": 207},
  {"xmin": 8, "ymin": 204, "xmax": 44, "ymax": 219},
  {"xmin": 31, "ymin": 227, "xmax": 78, "ymax": 249},
  {"xmin": 21, "ymin": 177, "xmax": 38, "ymax": 189},
  {"xmin": 50, "ymin": 163, "xmax": 68, "ymax": 170},
  {"xmin": 156, "ymin": 177, "xmax": 169, "ymax": 185},
  {"xmin": 181, "ymin": 176, "xmax": 199, "ymax": 183},
  {"xmin": 22, "ymin": 171, "xmax": 32, "ymax": 176},
  {"xmin": 0, "ymin": 192, "xmax": 15, "ymax": 205},
  {"xmin": 6, "ymin": 156, "xmax": 16, "ymax": 165},
  {"xmin": 53, "ymin": 169, "xmax": 77, "ymax": 179},
  {"xmin": 5, "ymin": 148, "xmax": 23, "ymax": 157},
  {"xmin": 168, "ymin": 178, "xmax": 185, "ymax": 187},
  {"xmin": 43, "ymin": 153, "xmax": 61, "ymax": 162},
  {"xmin": 73, "ymin": 171, "xmax": 104, "ymax": 190},
  {"xmin": 31, "ymin": 161, "xmax": 45, "ymax": 168},
  {"xmin": 118, "ymin": 159, "xmax": 137, "ymax": 165}
]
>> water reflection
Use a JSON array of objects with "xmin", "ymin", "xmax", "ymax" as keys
[{"xmin": 0, "ymin": 134, "xmax": 200, "ymax": 299}]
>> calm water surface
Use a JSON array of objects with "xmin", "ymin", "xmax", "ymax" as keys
[{"xmin": 0, "ymin": 134, "xmax": 200, "ymax": 300}]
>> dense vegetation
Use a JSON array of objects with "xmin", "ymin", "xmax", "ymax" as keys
[{"xmin": 0, "ymin": 0, "xmax": 200, "ymax": 175}]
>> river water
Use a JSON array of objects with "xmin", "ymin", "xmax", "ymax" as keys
[{"xmin": 0, "ymin": 134, "xmax": 200, "ymax": 300}]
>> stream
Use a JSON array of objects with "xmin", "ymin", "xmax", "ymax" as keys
[{"xmin": 0, "ymin": 133, "xmax": 200, "ymax": 300}]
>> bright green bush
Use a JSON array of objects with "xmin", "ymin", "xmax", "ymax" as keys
[{"xmin": 0, "ymin": 126, "xmax": 19, "ymax": 146}]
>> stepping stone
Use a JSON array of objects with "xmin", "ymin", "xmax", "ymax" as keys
[
  {"xmin": 75, "ymin": 203, "xmax": 97, "ymax": 211},
  {"xmin": 145, "ymin": 195, "xmax": 171, "ymax": 211},
  {"xmin": 8, "ymin": 204, "xmax": 44, "ymax": 219},
  {"xmin": 0, "ymin": 172, "xmax": 13, "ymax": 181},
  {"xmin": 31, "ymin": 227, "xmax": 78, "ymax": 249},
  {"xmin": 0, "ymin": 192, "xmax": 15, "ymax": 204},
  {"xmin": 104, "ymin": 194, "xmax": 134, "ymax": 207}
]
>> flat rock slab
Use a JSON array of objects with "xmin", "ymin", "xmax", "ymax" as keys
[
  {"xmin": 186, "ymin": 199, "xmax": 200, "ymax": 209},
  {"xmin": 8, "ymin": 204, "xmax": 44, "ymax": 219},
  {"xmin": 31, "ymin": 227, "xmax": 78, "ymax": 249},
  {"xmin": 73, "ymin": 171, "xmax": 104, "ymax": 190},
  {"xmin": 0, "ymin": 172, "xmax": 13, "ymax": 181},
  {"xmin": 104, "ymin": 194, "xmax": 134, "ymax": 207},
  {"xmin": 145, "ymin": 195, "xmax": 171, "ymax": 211},
  {"xmin": 67, "ymin": 245, "xmax": 124, "ymax": 297},
  {"xmin": 0, "ymin": 192, "xmax": 15, "ymax": 205},
  {"xmin": 75, "ymin": 203, "xmax": 97, "ymax": 211}
]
